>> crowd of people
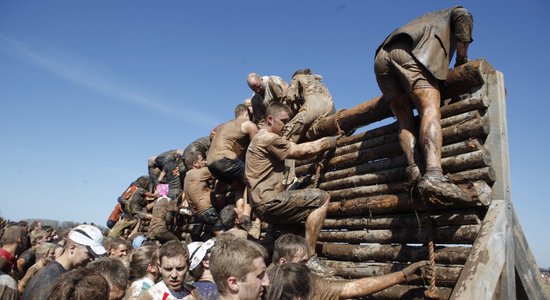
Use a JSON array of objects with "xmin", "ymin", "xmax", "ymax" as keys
[{"xmin": 1, "ymin": 6, "xmax": 473, "ymax": 299}]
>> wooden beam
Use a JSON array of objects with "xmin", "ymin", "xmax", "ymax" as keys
[{"xmin": 450, "ymin": 200, "xmax": 507, "ymax": 299}]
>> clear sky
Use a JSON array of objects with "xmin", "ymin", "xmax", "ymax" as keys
[{"xmin": 1, "ymin": 1, "xmax": 549, "ymax": 267}]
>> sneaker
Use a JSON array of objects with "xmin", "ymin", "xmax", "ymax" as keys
[
  {"xmin": 306, "ymin": 255, "xmax": 336, "ymax": 277},
  {"xmin": 406, "ymin": 164, "xmax": 422, "ymax": 184},
  {"xmin": 417, "ymin": 174, "xmax": 471, "ymax": 205}
]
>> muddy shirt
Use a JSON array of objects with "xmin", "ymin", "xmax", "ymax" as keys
[
  {"xmin": 128, "ymin": 187, "xmax": 149, "ymax": 214},
  {"xmin": 311, "ymin": 276, "xmax": 345, "ymax": 300},
  {"xmin": 184, "ymin": 136, "xmax": 211, "ymax": 170},
  {"xmin": 148, "ymin": 196, "xmax": 174, "ymax": 237},
  {"xmin": 376, "ymin": 6, "xmax": 473, "ymax": 80},
  {"xmin": 184, "ymin": 167, "xmax": 215, "ymax": 215},
  {"xmin": 251, "ymin": 76, "xmax": 288, "ymax": 126},
  {"xmin": 245, "ymin": 129, "xmax": 291, "ymax": 206},
  {"xmin": 207, "ymin": 118, "xmax": 250, "ymax": 163}
]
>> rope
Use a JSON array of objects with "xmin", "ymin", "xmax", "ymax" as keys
[
  {"xmin": 312, "ymin": 109, "xmax": 347, "ymax": 188},
  {"xmin": 424, "ymin": 212, "xmax": 439, "ymax": 299}
]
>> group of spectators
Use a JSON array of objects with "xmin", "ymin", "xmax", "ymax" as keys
[
  {"xmin": 0, "ymin": 219, "xmax": 428, "ymax": 300},
  {"xmin": 2, "ymin": 5, "xmax": 474, "ymax": 299}
]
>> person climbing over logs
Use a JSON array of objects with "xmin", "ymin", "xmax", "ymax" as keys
[
  {"xmin": 374, "ymin": 6, "xmax": 474, "ymax": 204},
  {"xmin": 247, "ymin": 72, "xmax": 288, "ymax": 128}
]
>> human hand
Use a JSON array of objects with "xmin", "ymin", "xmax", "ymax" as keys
[
  {"xmin": 402, "ymin": 260, "xmax": 430, "ymax": 282},
  {"xmin": 325, "ymin": 136, "xmax": 338, "ymax": 149},
  {"xmin": 454, "ymin": 56, "xmax": 468, "ymax": 68}
]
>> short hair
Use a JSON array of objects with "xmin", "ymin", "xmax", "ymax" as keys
[
  {"xmin": 234, "ymin": 104, "xmax": 249, "ymax": 118},
  {"xmin": 1, "ymin": 225, "xmax": 26, "ymax": 245},
  {"xmin": 135, "ymin": 176, "xmax": 149, "ymax": 189},
  {"xmin": 35, "ymin": 242, "xmax": 56, "ymax": 261},
  {"xmin": 265, "ymin": 263, "xmax": 313, "ymax": 300},
  {"xmin": 106, "ymin": 237, "xmax": 126, "ymax": 253},
  {"xmin": 272, "ymin": 234, "xmax": 310, "ymax": 265},
  {"xmin": 159, "ymin": 240, "xmax": 188, "ymax": 262},
  {"xmin": 87, "ymin": 257, "xmax": 129, "ymax": 295},
  {"xmin": 265, "ymin": 102, "xmax": 292, "ymax": 120},
  {"xmin": 209, "ymin": 236, "xmax": 266, "ymax": 295},
  {"xmin": 128, "ymin": 244, "xmax": 159, "ymax": 280},
  {"xmin": 30, "ymin": 229, "xmax": 49, "ymax": 245},
  {"xmin": 291, "ymin": 68, "xmax": 312, "ymax": 78},
  {"xmin": 184, "ymin": 151, "xmax": 203, "ymax": 170},
  {"xmin": 219, "ymin": 204, "xmax": 237, "ymax": 229},
  {"xmin": 47, "ymin": 268, "xmax": 110, "ymax": 300}
]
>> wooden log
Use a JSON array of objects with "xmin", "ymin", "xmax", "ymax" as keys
[
  {"xmin": 327, "ymin": 181, "xmax": 491, "ymax": 217},
  {"xmin": 317, "ymin": 243, "xmax": 471, "ymax": 265},
  {"xmin": 323, "ymin": 210, "xmax": 481, "ymax": 230},
  {"xmin": 366, "ymin": 284, "xmax": 452, "ymax": 300},
  {"xmin": 441, "ymin": 138, "xmax": 483, "ymax": 158},
  {"xmin": 296, "ymin": 116, "xmax": 489, "ymax": 176},
  {"xmin": 323, "ymin": 261, "xmax": 462, "ymax": 288},
  {"xmin": 441, "ymin": 149, "xmax": 491, "ymax": 173},
  {"xmin": 448, "ymin": 167, "xmax": 496, "ymax": 184},
  {"xmin": 315, "ymin": 155, "xmax": 408, "ymax": 182},
  {"xmin": 440, "ymin": 109, "xmax": 481, "ymax": 128},
  {"xmin": 309, "ymin": 60, "xmax": 491, "ymax": 139},
  {"xmin": 441, "ymin": 59, "xmax": 493, "ymax": 100},
  {"xmin": 318, "ymin": 224, "xmax": 480, "ymax": 244}
]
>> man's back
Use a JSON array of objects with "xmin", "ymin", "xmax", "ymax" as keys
[
  {"xmin": 22, "ymin": 260, "xmax": 66, "ymax": 300},
  {"xmin": 207, "ymin": 118, "xmax": 249, "ymax": 163}
]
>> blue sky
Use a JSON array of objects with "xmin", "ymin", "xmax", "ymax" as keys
[{"xmin": 1, "ymin": 1, "xmax": 549, "ymax": 267}]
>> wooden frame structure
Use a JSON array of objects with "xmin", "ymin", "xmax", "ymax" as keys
[{"xmin": 299, "ymin": 60, "xmax": 548, "ymax": 299}]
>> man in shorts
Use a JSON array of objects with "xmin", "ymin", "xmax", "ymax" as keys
[
  {"xmin": 245, "ymin": 102, "xmax": 337, "ymax": 276},
  {"xmin": 374, "ymin": 6, "xmax": 474, "ymax": 204},
  {"xmin": 185, "ymin": 151, "xmax": 225, "ymax": 239},
  {"xmin": 207, "ymin": 104, "xmax": 258, "ymax": 227}
]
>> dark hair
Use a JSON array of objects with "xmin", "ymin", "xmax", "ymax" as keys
[
  {"xmin": 159, "ymin": 240, "xmax": 188, "ymax": 262},
  {"xmin": 135, "ymin": 176, "xmax": 150, "ymax": 189},
  {"xmin": 185, "ymin": 151, "xmax": 203, "ymax": 170},
  {"xmin": 272, "ymin": 234, "xmax": 310, "ymax": 265},
  {"xmin": 234, "ymin": 104, "xmax": 249, "ymax": 118},
  {"xmin": 219, "ymin": 205, "xmax": 237, "ymax": 229},
  {"xmin": 291, "ymin": 68, "xmax": 312, "ymax": 78},
  {"xmin": 265, "ymin": 263, "xmax": 313, "ymax": 300},
  {"xmin": 265, "ymin": 102, "xmax": 292, "ymax": 120},
  {"xmin": 86, "ymin": 257, "xmax": 129, "ymax": 293},
  {"xmin": 129, "ymin": 244, "xmax": 159, "ymax": 280},
  {"xmin": 47, "ymin": 268, "xmax": 110, "ymax": 300}
]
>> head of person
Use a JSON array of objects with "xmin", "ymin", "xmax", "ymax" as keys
[
  {"xmin": 219, "ymin": 204, "xmax": 238, "ymax": 230},
  {"xmin": 235, "ymin": 103, "xmax": 250, "ymax": 120},
  {"xmin": 158, "ymin": 240, "xmax": 190, "ymax": 293},
  {"xmin": 291, "ymin": 68, "xmax": 312, "ymax": 79},
  {"xmin": 35, "ymin": 242, "xmax": 57, "ymax": 264},
  {"xmin": 187, "ymin": 238, "xmax": 216, "ymax": 281},
  {"xmin": 185, "ymin": 151, "xmax": 206, "ymax": 170},
  {"xmin": 272, "ymin": 234, "xmax": 310, "ymax": 265},
  {"xmin": 1, "ymin": 225, "xmax": 27, "ymax": 253},
  {"xmin": 47, "ymin": 268, "xmax": 110, "ymax": 300},
  {"xmin": 128, "ymin": 244, "xmax": 159, "ymax": 281},
  {"xmin": 135, "ymin": 176, "xmax": 150, "ymax": 189},
  {"xmin": 247, "ymin": 72, "xmax": 264, "ymax": 95},
  {"xmin": 243, "ymin": 98, "xmax": 253, "ymax": 115},
  {"xmin": 265, "ymin": 263, "xmax": 313, "ymax": 300},
  {"xmin": 107, "ymin": 237, "xmax": 128, "ymax": 259},
  {"xmin": 87, "ymin": 257, "xmax": 129, "ymax": 300},
  {"xmin": 265, "ymin": 102, "xmax": 292, "ymax": 136},
  {"xmin": 30, "ymin": 229, "xmax": 50, "ymax": 247},
  {"xmin": 66, "ymin": 224, "xmax": 107, "ymax": 268},
  {"xmin": 209, "ymin": 236, "xmax": 269, "ymax": 300}
]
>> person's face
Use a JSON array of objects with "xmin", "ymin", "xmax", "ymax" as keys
[
  {"xmin": 268, "ymin": 111, "xmax": 291, "ymax": 136},
  {"xmin": 249, "ymin": 81, "xmax": 264, "ymax": 95},
  {"xmin": 45, "ymin": 248, "xmax": 56, "ymax": 264},
  {"xmin": 193, "ymin": 154, "xmax": 206, "ymax": 169},
  {"xmin": 160, "ymin": 255, "xmax": 188, "ymax": 292},
  {"xmin": 237, "ymin": 256, "xmax": 269, "ymax": 300},
  {"xmin": 54, "ymin": 246, "xmax": 64, "ymax": 258},
  {"xmin": 288, "ymin": 249, "xmax": 309, "ymax": 264},
  {"xmin": 111, "ymin": 244, "xmax": 128, "ymax": 258},
  {"xmin": 72, "ymin": 244, "xmax": 94, "ymax": 267}
]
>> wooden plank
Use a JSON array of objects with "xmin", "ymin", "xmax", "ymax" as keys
[
  {"xmin": 450, "ymin": 200, "xmax": 507, "ymax": 299},
  {"xmin": 512, "ymin": 208, "xmax": 550, "ymax": 300}
]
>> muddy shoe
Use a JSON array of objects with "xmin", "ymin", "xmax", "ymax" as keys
[
  {"xmin": 406, "ymin": 164, "xmax": 422, "ymax": 184},
  {"xmin": 417, "ymin": 175, "xmax": 471, "ymax": 205},
  {"xmin": 306, "ymin": 255, "xmax": 336, "ymax": 277}
]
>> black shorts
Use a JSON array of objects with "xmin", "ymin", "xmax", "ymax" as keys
[
  {"xmin": 195, "ymin": 207, "xmax": 225, "ymax": 232},
  {"xmin": 208, "ymin": 157, "xmax": 245, "ymax": 185}
]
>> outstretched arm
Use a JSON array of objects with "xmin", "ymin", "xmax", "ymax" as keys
[{"xmin": 287, "ymin": 136, "xmax": 337, "ymax": 160}]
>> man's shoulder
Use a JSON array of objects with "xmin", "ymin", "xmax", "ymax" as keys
[{"xmin": 251, "ymin": 129, "xmax": 280, "ymax": 145}]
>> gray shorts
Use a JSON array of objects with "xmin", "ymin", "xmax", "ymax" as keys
[
  {"xmin": 374, "ymin": 40, "xmax": 438, "ymax": 103},
  {"xmin": 252, "ymin": 188, "xmax": 327, "ymax": 224}
]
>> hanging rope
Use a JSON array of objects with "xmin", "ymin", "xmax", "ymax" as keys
[
  {"xmin": 312, "ymin": 109, "xmax": 347, "ymax": 188},
  {"xmin": 424, "ymin": 212, "xmax": 439, "ymax": 299}
]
